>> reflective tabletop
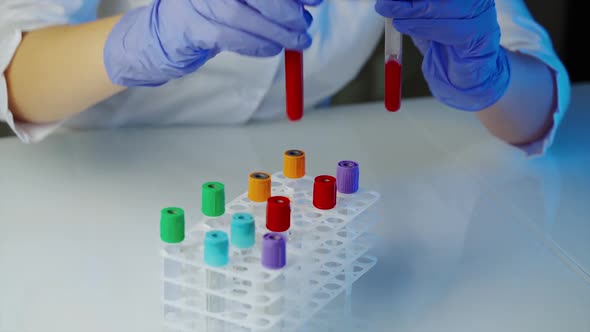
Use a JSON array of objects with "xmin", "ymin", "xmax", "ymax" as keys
[{"xmin": 1, "ymin": 84, "xmax": 589, "ymax": 332}]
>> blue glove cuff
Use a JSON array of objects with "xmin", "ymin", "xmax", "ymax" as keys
[
  {"xmin": 402, "ymin": 5, "xmax": 512, "ymax": 112},
  {"xmin": 428, "ymin": 47, "xmax": 511, "ymax": 112}
]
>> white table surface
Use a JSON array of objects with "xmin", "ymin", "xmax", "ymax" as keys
[{"xmin": 1, "ymin": 84, "xmax": 589, "ymax": 332}]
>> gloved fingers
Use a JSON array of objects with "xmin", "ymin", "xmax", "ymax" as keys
[
  {"xmin": 421, "ymin": 43, "xmax": 510, "ymax": 111},
  {"xmin": 374, "ymin": 0, "xmax": 430, "ymax": 19},
  {"xmin": 243, "ymin": 0, "xmax": 311, "ymax": 31},
  {"xmin": 189, "ymin": 0, "xmax": 312, "ymax": 50},
  {"xmin": 212, "ymin": 23, "xmax": 283, "ymax": 56},
  {"xmin": 295, "ymin": 0, "xmax": 324, "ymax": 6},
  {"xmin": 410, "ymin": 36, "xmax": 430, "ymax": 55},
  {"xmin": 392, "ymin": 5, "xmax": 498, "ymax": 47}
]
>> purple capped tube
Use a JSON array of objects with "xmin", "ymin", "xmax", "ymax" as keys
[
  {"xmin": 261, "ymin": 233, "xmax": 286, "ymax": 269},
  {"xmin": 336, "ymin": 160, "xmax": 359, "ymax": 194}
]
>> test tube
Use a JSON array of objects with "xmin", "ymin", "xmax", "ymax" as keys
[
  {"xmin": 312, "ymin": 175, "xmax": 337, "ymax": 210},
  {"xmin": 261, "ymin": 233, "xmax": 287, "ymax": 316},
  {"xmin": 160, "ymin": 207, "xmax": 185, "ymax": 309},
  {"xmin": 230, "ymin": 213, "xmax": 255, "ymax": 256},
  {"xmin": 336, "ymin": 160, "xmax": 360, "ymax": 194},
  {"xmin": 204, "ymin": 230, "xmax": 229, "ymax": 331},
  {"xmin": 283, "ymin": 149, "xmax": 306, "ymax": 191},
  {"xmin": 285, "ymin": 50, "xmax": 304, "ymax": 121},
  {"xmin": 384, "ymin": 18, "xmax": 403, "ymax": 112},
  {"xmin": 248, "ymin": 172, "xmax": 271, "ymax": 216},
  {"xmin": 266, "ymin": 196, "xmax": 292, "ymax": 239}
]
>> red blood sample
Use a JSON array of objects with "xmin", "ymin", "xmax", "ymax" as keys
[
  {"xmin": 385, "ymin": 58, "xmax": 402, "ymax": 112},
  {"xmin": 285, "ymin": 50, "xmax": 303, "ymax": 121}
]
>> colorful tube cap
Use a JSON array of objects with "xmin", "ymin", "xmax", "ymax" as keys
[
  {"xmin": 313, "ymin": 175, "xmax": 337, "ymax": 210},
  {"xmin": 231, "ymin": 213, "xmax": 255, "ymax": 249},
  {"xmin": 336, "ymin": 160, "xmax": 359, "ymax": 194},
  {"xmin": 266, "ymin": 196, "xmax": 291, "ymax": 232},
  {"xmin": 160, "ymin": 207, "xmax": 185, "ymax": 243},
  {"xmin": 261, "ymin": 233, "xmax": 286, "ymax": 269},
  {"xmin": 283, "ymin": 149, "xmax": 305, "ymax": 179},
  {"xmin": 204, "ymin": 230, "xmax": 229, "ymax": 267},
  {"xmin": 202, "ymin": 182, "xmax": 225, "ymax": 217},
  {"xmin": 248, "ymin": 172, "xmax": 271, "ymax": 203}
]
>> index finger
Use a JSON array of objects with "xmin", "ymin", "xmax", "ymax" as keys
[{"xmin": 244, "ymin": 0, "xmax": 310, "ymax": 30}]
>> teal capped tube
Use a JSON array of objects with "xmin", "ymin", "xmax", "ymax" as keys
[
  {"xmin": 204, "ymin": 230, "xmax": 229, "ymax": 267},
  {"xmin": 231, "ymin": 213, "xmax": 255, "ymax": 248}
]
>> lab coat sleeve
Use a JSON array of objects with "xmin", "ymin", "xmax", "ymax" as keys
[
  {"xmin": 0, "ymin": 0, "xmax": 84, "ymax": 143},
  {"xmin": 496, "ymin": 0, "xmax": 571, "ymax": 156}
]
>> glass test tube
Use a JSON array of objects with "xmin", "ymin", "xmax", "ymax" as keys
[
  {"xmin": 384, "ymin": 18, "xmax": 403, "ymax": 112},
  {"xmin": 204, "ymin": 230, "xmax": 229, "ymax": 331},
  {"xmin": 285, "ymin": 50, "xmax": 304, "ymax": 121}
]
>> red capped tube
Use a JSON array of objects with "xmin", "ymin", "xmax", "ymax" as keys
[
  {"xmin": 266, "ymin": 196, "xmax": 291, "ymax": 232},
  {"xmin": 313, "ymin": 175, "xmax": 337, "ymax": 210}
]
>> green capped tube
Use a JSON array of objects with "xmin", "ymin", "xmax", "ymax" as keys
[
  {"xmin": 202, "ymin": 182, "xmax": 225, "ymax": 217},
  {"xmin": 160, "ymin": 207, "xmax": 185, "ymax": 243}
]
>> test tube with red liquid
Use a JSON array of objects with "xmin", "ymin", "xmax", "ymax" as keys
[
  {"xmin": 285, "ymin": 49, "xmax": 303, "ymax": 121},
  {"xmin": 384, "ymin": 18, "xmax": 402, "ymax": 112}
]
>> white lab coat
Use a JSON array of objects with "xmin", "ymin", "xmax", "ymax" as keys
[{"xmin": 0, "ymin": 0, "xmax": 570, "ymax": 156}]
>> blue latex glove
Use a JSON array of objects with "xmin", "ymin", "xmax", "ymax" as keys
[
  {"xmin": 375, "ymin": 0, "xmax": 511, "ymax": 111},
  {"xmin": 104, "ymin": 0, "xmax": 321, "ymax": 87}
]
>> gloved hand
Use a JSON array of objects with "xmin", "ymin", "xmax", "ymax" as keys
[
  {"xmin": 375, "ymin": 0, "xmax": 511, "ymax": 111},
  {"xmin": 104, "ymin": 0, "xmax": 322, "ymax": 87}
]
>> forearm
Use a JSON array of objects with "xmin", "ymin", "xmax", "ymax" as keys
[
  {"xmin": 5, "ymin": 15, "xmax": 125, "ymax": 124},
  {"xmin": 477, "ymin": 49, "xmax": 556, "ymax": 145}
]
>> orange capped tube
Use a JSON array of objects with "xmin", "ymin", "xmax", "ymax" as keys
[
  {"xmin": 248, "ymin": 172, "xmax": 271, "ymax": 202},
  {"xmin": 283, "ymin": 149, "xmax": 305, "ymax": 179}
]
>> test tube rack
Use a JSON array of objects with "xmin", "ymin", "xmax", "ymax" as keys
[{"xmin": 160, "ymin": 157, "xmax": 381, "ymax": 331}]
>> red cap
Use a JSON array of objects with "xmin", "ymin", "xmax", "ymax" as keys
[
  {"xmin": 266, "ymin": 196, "xmax": 291, "ymax": 232},
  {"xmin": 313, "ymin": 175, "xmax": 337, "ymax": 210}
]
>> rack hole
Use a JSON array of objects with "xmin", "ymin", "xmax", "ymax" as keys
[
  {"xmin": 337, "ymin": 231, "xmax": 348, "ymax": 238},
  {"xmin": 256, "ymin": 318, "xmax": 270, "ymax": 326},
  {"xmin": 337, "ymin": 208, "xmax": 354, "ymax": 215},
  {"xmin": 326, "ymin": 217, "xmax": 344, "ymax": 224},
  {"xmin": 233, "ymin": 265, "xmax": 248, "ymax": 272},
  {"xmin": 324, "ymin": 283, "xmax": 341, "ymax": 290},
  {"xmin": 315, "ymin": 225, "xmax": 331, "ymax": 232},
  {"xmin": 357, "ymin": 257, "xmax": 373, "ymax": 264},
  {"xmin": 232, "ymin": 289, "xmax": 248, "ymax": 296},
  {"xmin": 295, "ymin": 220, "xmax": 311, "ymax": 228},
  {"xmin": 324, "ymin": 261, "xmax": 341, "ymax": 269},
  {"xmin": 313, "ymin": 292, "xmax": 330, "ymax": 300},
  {"xmin": 315, "ymin": 248, "xmax": 330, "ymax": 255},
  {"xmin": 325, "ymin": 240, "xmax": 343, "ymax": 247}
]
